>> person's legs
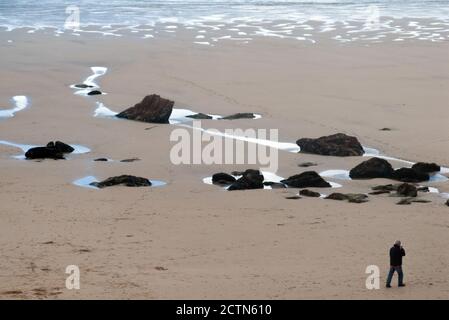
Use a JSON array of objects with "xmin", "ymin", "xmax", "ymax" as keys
[
  {"xmin": 386, "ymin": 267, "xmax": 395, "ymax": 287},
  {"xmin": 397, "ymin": 266, "xmax": 404, "ymax": 286}
]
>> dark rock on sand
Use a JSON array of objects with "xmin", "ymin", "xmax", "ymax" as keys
[
  {"xmin": 372, "ymin": 184, "xmax": 396, "ymax": 191},
  {"xmin": 25, "ymin": 147, "xmax": 64, "ymax": 160},
  {"xmin": 349, "ymin": 157, "xmax": 395, "ymax": 179},
  {"xmin": 263, "ymin": 181, "xmax": 286, "ymax": 189},
  {"xmin": 396, "ymin": 183, "xmax": 418, "ymax": 197},
  {"xmin": 446, "ymin": 199, "xmax": 449, "ymax": 207},
  {"xmin": 186, "ymin": 113, "xmax": 213, "ymax": 120},
  {"xmin": 391, "ymin": 168, "xmax": 429, "ymax": 183},
  {"xmin": 369, "ymin": 190, "xmax": 391, "ymax": 195},
  {"xmin": 296, "ymin": 133, "xmax": 364, "ymax": 157},
  {"xmin": 285, "ymin": 195, "xmax": 301, "ymax": 200},
  {"xmin": 94, "ymin": 158, "xmax": 108, "ymax": 162},
  {"xmin": 212, "ymin": 173, "xmax": 236, "ymax": 185},
  {"xmin": 325, "ymin": 193, "xmax": 368, "ymax": 203},
  {"xmin": 228, "ymin": 169, "xmax": 264, "ymax": 191},
  {"xmin": 90, "ymin": 175, "xmax": 152, "ymax": 188},
  {"xmin": 116, "ymin": 94, "xmax": 174, "ymax": 124},
  {"xmin": 74, "ymin": 84, "xmax": 94, "ymax": 89},
  {"xmin": 299, "ymin": 189, "xmax": 321, "ymax": 197},
  {"xmin": 411, "ymin": 162, "xmax": 440, "ymax": 173},
  {"xmin": 298, "ymin": 162, "xmax": 318, "ymax": 168},
  {"xmin": 220, "ymin": 113, "xmax": 256, "ymax": 120},
  {"xmin": 46, "ymin": 141, "xmax": 74, "ymax": 154},
  {"xmin": 397, "ymin": 198, "xmax": 431, "ymax": 205},
  {"xmin": 120, "ymin": 158, "xmax": 141, "ymax": 163},
  {"xmin": 417, "ymin": 186, "xmax": 430, "ymax": 192},
  {"xmin": 281, "ymin": 171, "xmax": 331, "ymax": 188},
  {"xmin": 87, "ymin": 90, "xmax": 102, "ymax": 96},
  {"xmin": 380, "ymin": 128, "xmax": 392, "ymax": 131}
]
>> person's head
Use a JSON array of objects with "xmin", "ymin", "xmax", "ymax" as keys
[{"xmin": 394, "ymin": 240, "xmax": 401, "ymax": 247}]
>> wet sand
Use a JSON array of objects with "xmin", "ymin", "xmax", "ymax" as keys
[{"xmin": 0, "ymin": 26, "xmax": 449, "ymax": 299}]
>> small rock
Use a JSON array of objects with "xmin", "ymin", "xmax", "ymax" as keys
[
  {"xmin": 325, "ymin": 193, "xmax": 368, "ymax": 203},
  {"xmin": 446, "ymin": 199, "xmax": 449, "ymax": 207},
  {"xmin": 186, "ymin": 113, "xmax": 213, "ymax": 120},
  {"xmin": 325, "ymin": 193, "xmax": 348, "ymax": 201},
  {"xmin": 285, "ymin": 195, "xmax": 301, "ymax": 200},
  {"xmin": 411, "ymin": 162, "xmax": 440, "ymax": 173},
  {"xmin": 220, "ymin": 113, "xmax": 256, "ymax": 120},
  {"xmin": 372, "ymin": 184, "xmax": 396, "ymax": 192},
  {"xmin": 90, "ymin": 175, "xmax": 152, "ymax": 188},
  {"xmin": 417, "ymin": 186, "xmax": 429, "ymax": 192},
  {"xmin": 87, "ymin": 90, "xmax": 102, "ymax": 95},
  {"xmin": 120, "ymin": 158, "xmax": 141, "ymax": 163},
  {"xmin": 296, "ymin": 133, "xmax": 364, "ymax": 157},
  {"xmin": 349, "ymin": 157, "xmax": 394, "ymax": 179},
  {"xmin": 263, "ymin": 182, "xmax": 286, "ymax": 189},
  {"xmin": 155, "ymin": 266, "xmax": 168, "ymax": 271},
  {"xmin": 397, "ymin": 198, "xmax": 431, "ymax": 205},
  {"xmin": 396, "ymin": 183, "xmax": 417, "ymax": 197},
  {"xmin": 25, "ymin": 147, "xmax": 64, "ymax": 160},
  {"xmin": 281, "ymin": 171, "xmax": 331, "ymax": 188},
  {"xmin": 369, "ymin": 190, "xmax": 391, "ymax": 195},
  {"xmin": 380, "ymin": 128, "xmax": 392, "ymax": 131},
  {"xmin": 392, "ymin": 168, "xmax": 429, "ymax": 183},
  {"xmin": 212, "ymin": 173, "xmax": 236, "ymax": 185},
  {"xmin": 94, "ymin": 158, "xmax": 108, "ymax": 162},
  {"xmin": 298, "ymin": 162, "xmax": 318, "ymax": 168},
  {"xmin": 228, "ymin": 169, "xmax": 264, "ymax": 191},
  {"xmin": 299, "ymin": 189, "xmax": 321, "ymax": 197},
  {"xmin": 47, "ymin": 141, "xmax": 75, "ymax": 154},
  {"xmin": 74, "ymin": 84, "xmax": 94, "ymax": 89}
]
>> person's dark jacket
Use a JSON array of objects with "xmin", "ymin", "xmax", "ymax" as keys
[{"xmin": 390, "ymin": 245, "xmax": 406, "ymax": 266}]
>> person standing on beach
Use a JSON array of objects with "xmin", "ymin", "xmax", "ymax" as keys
[{"xmin": 386, "ymin": 240, "xmax": 406, "ymax": 288}]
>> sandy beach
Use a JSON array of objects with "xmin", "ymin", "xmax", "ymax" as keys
[{"xmin": 1, "ymin": 20, "xmax": 449, "ymax": 299}]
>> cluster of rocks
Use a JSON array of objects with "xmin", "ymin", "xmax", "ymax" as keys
[
  {"xmin": 349, "ymin": 157, "xmax": 440, "ymax": 182},
  {"xmin": 25, "ymin": 141, "xmax": 74, "ymax": 160},
  {"xmin": 115, "ymin": 94, "xmax": 259, "ymax": 124},
  {"xmin": 211, "ymin": 169, "xmax": 332, "ymax": 191}
]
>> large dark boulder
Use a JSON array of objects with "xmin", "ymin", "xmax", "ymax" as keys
[
  {"xmin": 391, "ymin": 168, "xmax": 429, "ymax": 183},
  {"xmin": 227, "ymin": 169, "xmax": 264, "ymax": 191},
  {"xmin": 25, "ymin": 147, "xmax": 64, "ymax": 160},
  {"xmin": 90, "ymin": 175, "xmax": 152, "ymax": 188},
  {"xmin": 349, "ymin": 157, "xmax": 394, "ymax": 179},
  {"xmin": 281, "ymin": 171, "xmax": 331, "ymax": 188},
  {"xmin": 411, "ymin": 162, "xmax": 440, "ymax": 173},
  {"xmin": 212, "ymin": 173, "xmax": 236, "ymax": 185},
  {"xmin": 116, "ymin": 94, "xmax": 174, "ymax": 124},
  {"xmin": 46, "ymin": 141, "xmax": 75, "ymax": 154},
  {"xmin": 296, "ymin": 133, "xmax": 364, "ymax": 157},
  {"xmin": 396, "ymin": 183, "xmax": 417, "ymax": 197}
]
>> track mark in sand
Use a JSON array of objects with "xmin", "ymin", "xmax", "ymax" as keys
[{"xmin": 164, "ymin": 73, "xmax": 265, "ymax": 110}]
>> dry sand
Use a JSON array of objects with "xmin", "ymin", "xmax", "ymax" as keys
[{"xmin": 0, "ymin": 27, "xmax": 448, "ymax": 299}]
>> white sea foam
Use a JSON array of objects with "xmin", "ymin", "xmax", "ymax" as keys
[{"xmin": 0, "ymin": 96, "xmax": 29, "ymax": 118}]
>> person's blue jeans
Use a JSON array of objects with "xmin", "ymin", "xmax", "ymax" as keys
[{"xmin": 386, "ymin": 266, "xmax": 404, "ymax": 286}]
